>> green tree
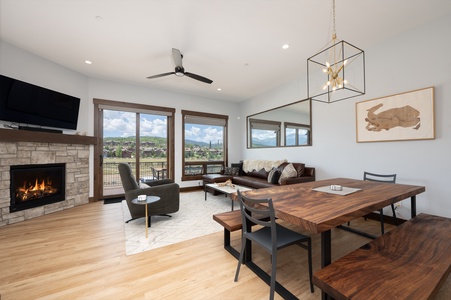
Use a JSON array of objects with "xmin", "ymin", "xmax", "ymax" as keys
[{"xmin": 115, "ymin": 147, "xmax": 122, "ymax": 158}]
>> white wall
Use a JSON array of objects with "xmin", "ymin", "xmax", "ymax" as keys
[
  {"xmin": 0, "ymin": 41, "xmax": 89, "ymax": 134},
  {"xmin": 240, "ymin": 14, "xmax": 451, "ymax": 218}
]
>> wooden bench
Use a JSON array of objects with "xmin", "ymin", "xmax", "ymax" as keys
[
  {"xmin": 213, "ymin": 210, "xmax": 243, "ymax": 259},
  {"xmin": 313, "ymin": 213, "xmax": 451, "ymax": 300}
]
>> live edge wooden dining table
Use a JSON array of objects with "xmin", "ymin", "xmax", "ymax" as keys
[{"xmin": 232, "ymin": 177, "xmax": 426, "ymax": 300}]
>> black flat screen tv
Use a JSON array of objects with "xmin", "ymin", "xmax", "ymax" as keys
[{"xmin": 0, "ymin": 74, "xmax": 80, "ymax": 130}]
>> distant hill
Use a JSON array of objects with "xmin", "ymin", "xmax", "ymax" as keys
[
  {"xmin": 252, "ymin": 133, "xmax": 308, "ymax": 147},
  {"xmin": 103, "ymin": 136, "xmax": 222, "ymax": 149}
]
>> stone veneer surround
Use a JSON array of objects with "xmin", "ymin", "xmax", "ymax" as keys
[{"xmin": 0, "ymin": 141, "xmax": 90, "ymax": 226}]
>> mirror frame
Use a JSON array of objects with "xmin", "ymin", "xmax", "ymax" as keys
[{"xmin": 246, "ymin": 98, "xmax": 312, "ymax": 149}]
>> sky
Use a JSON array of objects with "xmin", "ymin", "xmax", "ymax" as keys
[{"xmin": 103, "ymin": 110, "xmax": 223, "ymax": 143}]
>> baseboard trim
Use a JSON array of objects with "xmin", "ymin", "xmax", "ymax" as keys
[{"xmin": 180, "ymin": 186, "xmax": 203, "ymax": 193}]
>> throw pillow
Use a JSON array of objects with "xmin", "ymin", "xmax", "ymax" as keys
[
  {"xmin": 267, "ymin": 167, "xmax": 277, "ymax": 183},
  {"xmin": 224, "ymin": 167, "xmax": 240, "ymax": 176},
  {"xmin": 270, "ymin": 169, "xmax": 281, "ymax": 184},
  {"xmin": 231, "ymin": 162, "xmax": 244, "ymax": 175},
  {"xmin": 231, "ymin": 167, "xmax": 240, "ymax": 176},
  {"xmin": 278, "ymin": 163, "xmax": 298, "ymax": 184},
  {"xmin": 223, "ymin": 167, "xmax": 233, "ymax": 175}
]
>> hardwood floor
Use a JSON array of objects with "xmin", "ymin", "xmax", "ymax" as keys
[{"xmin": 0, "ymin": 200, "xmax": 449, "ymax": 299}]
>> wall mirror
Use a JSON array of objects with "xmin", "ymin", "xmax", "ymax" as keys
[{"xmin": 246, "ymin": 98, "xmax": 312, "ymax": 148}]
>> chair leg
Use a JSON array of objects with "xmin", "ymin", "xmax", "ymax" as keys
[
  {"xmin": 270, "ymin": 253, "xmax": 276, "ymax": 300},
  {"xmin": 379, "ymin": 208, "xmax": 385, "ymax": 235},
  {"xmin": 391, "ymin": 204, "xmax": 398, "ymax": 226},
  {"xmin": 234, "ymin": 237, "xmax": 247, "ymax": 282}
]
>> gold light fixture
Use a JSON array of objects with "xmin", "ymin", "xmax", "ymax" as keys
[{"xmin": 307, "ymin": 0, "xmax": 365, "ymax": 103}]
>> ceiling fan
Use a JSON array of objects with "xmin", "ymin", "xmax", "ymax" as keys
[{"xmin": 147, "ymin": 48, "xmax": 213, "ymax": 84}]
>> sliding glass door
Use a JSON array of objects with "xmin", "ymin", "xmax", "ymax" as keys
[{"xmin": 94, "ymin": 99, "xmax": 175, "ymax": 200}]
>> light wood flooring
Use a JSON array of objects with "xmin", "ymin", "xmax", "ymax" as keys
[{"xmin": 1, "ymin": 200, "xmax": 449, "ymax": 299}]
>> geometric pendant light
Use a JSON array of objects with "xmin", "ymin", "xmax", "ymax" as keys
[{"xmin": 307, "ymin": 0, "xmax": 365, "ymax": 103}]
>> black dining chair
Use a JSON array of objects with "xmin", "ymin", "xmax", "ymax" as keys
[
  {"xmin": 234, "ymin": 190, "xmax": 313, "ymax": 300},
  {"xmin": 349, "ymin": 172, "xmax": 398, "ymax": 235}
]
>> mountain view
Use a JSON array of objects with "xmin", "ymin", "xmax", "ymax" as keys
[{"xmin": 252, "ymin": 133, "xmax": 308, "ymax": 147}]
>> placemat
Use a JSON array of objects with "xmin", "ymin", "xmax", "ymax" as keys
[{"xmin": 312, "ymin": 186, "xmax": 362, "ymax": 196}]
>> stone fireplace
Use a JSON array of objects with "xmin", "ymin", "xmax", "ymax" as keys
[{"xmin": 0, "ymin": 129, "xmax": 94, "ymax": 226}]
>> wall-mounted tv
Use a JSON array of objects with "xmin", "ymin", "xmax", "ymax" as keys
[{"xmin": 0, "ymin": 74, "xmax": 80, "ymax": 130}]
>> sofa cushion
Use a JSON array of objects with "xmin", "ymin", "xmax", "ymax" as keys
[
  {"xmin": 278, "ymin": 163, "xmax": 298, "ymax": 184},
  {"xmin": 202, "ymin": 174, "xmax": 233, "ymax": 184},
  {"xmin": 233, "ymin": 176, "xmax": 274, "ymax": 189},
  {"xmin": 246, "ymin": 168, "xmax": 269, "ymax": 179}
]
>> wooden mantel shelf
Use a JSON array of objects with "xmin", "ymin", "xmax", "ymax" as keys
[{"xmin": 0, "ymin": 128, "xmax": 98, "ymax": 145}]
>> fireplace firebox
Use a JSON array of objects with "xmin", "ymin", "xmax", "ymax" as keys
[{"xmin": 10, "ymin": 163, "xmax": 66, "ymax": 212}]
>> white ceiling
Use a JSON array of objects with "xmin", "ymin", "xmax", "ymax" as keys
[{"xmin": 1, "ymin": 0, "xmax": 451, "ymax": 102}]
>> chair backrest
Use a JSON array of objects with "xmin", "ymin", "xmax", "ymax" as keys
[
  {"xmin": 363, "ymin": 172, "xmax": 396, "ymax": 183},
  {"xmin": 118, "ymin": 163, "xmax": 140, "ymax": 192},
  {"xmin": 237, "ymin": 190, "xmax": 277, "ymax": 241},
  {"xmin": 151, "ymin": 167, "xmax": 157, "ymax": 180}
]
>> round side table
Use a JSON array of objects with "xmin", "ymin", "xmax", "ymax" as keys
[{"xmin": 132, "ymin": 196, "xmax": 161, "ymax": 238}]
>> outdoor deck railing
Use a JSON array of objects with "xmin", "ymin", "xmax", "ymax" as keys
[
  {"xmin": 103, "ymin": 161, "xmax": 224, "ymax": 187},
  {"xmin": 103, "ymin": 161, "xmax": 167, "ymax": 187}
]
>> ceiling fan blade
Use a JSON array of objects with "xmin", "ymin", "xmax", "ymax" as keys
[
  {"xmin": 146, "ymin": 72, "xmax": 175, "ymax": 79},
  {"xmin": 172, "ymin": 48, "xmax": 183, "ymax": 68},
  {"xmin": 184, "ymin": 72, "xmax": 213, "ymax": 84}
]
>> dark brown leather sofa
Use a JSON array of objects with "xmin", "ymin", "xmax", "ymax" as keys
[
  {"xmin": 203, "ymin": 162, "xmax": 315, "ymax": 192},
  {"xmin": 232, "ymin": 162, "xmax": 315, "ymax": 189}
]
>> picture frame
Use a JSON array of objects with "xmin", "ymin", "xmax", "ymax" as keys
[{"xmin": 356, "ymin": 87, "xmax": 435, "ymax": 143}]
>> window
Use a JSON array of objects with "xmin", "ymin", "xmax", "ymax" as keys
[
  {"xmin": 285, "ymin": 122, "xmax": 310, "ymax": 146},
  {"xmin": 249, "ymin": 118, "xmax": 281, "ymax": 148},
  {"xmin": 182, "ymin": 110, "xmax": 228, "ymax": 181}
]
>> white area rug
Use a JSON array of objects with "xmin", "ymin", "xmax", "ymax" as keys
[{"xmin": 122, "ymin": 190, "xmax": 236, "ymax": 255}]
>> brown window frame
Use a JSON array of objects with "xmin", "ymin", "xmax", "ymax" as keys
[{"xmin": 181, "ymin": 110, "xmax": 228, "ymax": 181}]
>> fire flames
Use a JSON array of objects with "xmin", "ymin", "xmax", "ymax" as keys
[
  {"xmin": 31, "ymin": 178, "xmax": 47, "ymax": 191},
  {"xmin": 16, "ymin": 177, "xmax": 58, "ymax": 201}
]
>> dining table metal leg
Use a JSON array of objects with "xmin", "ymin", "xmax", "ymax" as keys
[
  {"xmin": 321, "ymin": 230, "xmax": 332, "ymax": 300},
  {"xmin": 411, "ymin": 195, "xmax": 417, "ymax": 218}
]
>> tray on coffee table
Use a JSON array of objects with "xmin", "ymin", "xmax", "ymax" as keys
[{"xmin": 205, "ymin": 183, "xmax": 252, "ymax": 210}]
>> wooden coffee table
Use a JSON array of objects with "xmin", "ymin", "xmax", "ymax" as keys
[{"xmin": 205, "ymin": 183, "xmax": 252, "ymax": 210}]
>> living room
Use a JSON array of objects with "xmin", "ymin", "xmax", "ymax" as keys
[{"xmin": 1, "ymin": 1, "xmax": 451, "ymax": 299}]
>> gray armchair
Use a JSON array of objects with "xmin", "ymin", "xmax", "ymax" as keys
[{"xmin": 118, "ymin": 163, "xmax": 180, "ymax": 226}]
